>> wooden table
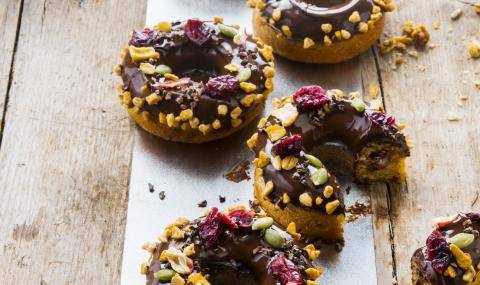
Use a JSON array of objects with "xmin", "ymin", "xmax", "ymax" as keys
[{"xmin": 0, "ymin": 0, "xmax": 478, "ymax": 284}]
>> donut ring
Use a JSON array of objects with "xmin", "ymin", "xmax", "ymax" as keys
[
  {"xmin": 411, "ymin": 212, "xmax": 480, "ymax": 284},
  {"xmin": 141, "ymin": 206, "xmax": 323, "ymax": 285},
  {"xmin": 248, "ymin": 0, "xmax": 395, "ymax": 64},
  {"xmin": 115, "ymin": 19, "xmax": 275, "ymax": 143},
  {"xmin": 247, "ymin": 85, "xmax": 410, "ymax": 241}
]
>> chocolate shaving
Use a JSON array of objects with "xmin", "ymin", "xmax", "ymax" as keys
[
  {"xmin": 197, "ymin": 200, "xmax": 208, "ymax": 208},
  {"xmin": 346, "ymin": 201, "xmax": 372, "ymax": 223},
  {"xmin": 148, "ymin": 182, "xmax": 155, "ymax": 193},
  {"xmin": 223, "ymin": 160, "xmax": 250, "ymax": 183},
  {"xmin": 158, "ymin": 191, "xmax": 166, "ymax": 200}
]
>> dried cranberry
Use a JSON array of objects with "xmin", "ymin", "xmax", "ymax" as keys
[
  {"xmin": 184, "ymin": 19, "xmax": 212, "ymax": 46},
  {"xmin": 425, "ymin": 230, "xmax": 451, "ymax": 274},
  {"xmin": 228, "ymin": 209, "xmax": 253, "ymax": 229},
  {"xmin": 129, "ymin": 29, "xmax": 159, "ymax": 47},
  {"xmin": 205, "ymin": 75, "xmax": 239, "ymax": 97},
  {"xmin": 368, "ymin": 111, "xmax": 396, "ymax": 126},
  {"xmin": 466, "ymin": 212, "xmax": 480, "ymax": 222},
  {"xmin": 220, "ymin": 213, "xmax": 239, "ymax": 230},
  {"xmin": 268, "ymin": 255, "xmax": 302, "ymax": 285},
  {"xmin": 293, "ymin": 85, "xmax": 330, "ymax": 112},
  {"xmin": 274, "ymin": 134, "xmax": 302, "ymax": 158},
  {"xmin": 198, "ymin": 207, "xmax": 222, "ymax": 248}
]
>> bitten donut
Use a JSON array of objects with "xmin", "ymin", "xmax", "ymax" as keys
[
  {"xmin": 247, "ymin": 0, "xmax": 395, "ymax": 64},
  {"xmin": 140, "ymin": 206, "xmax": 323, "ymax": 285},
  {"xmin": 411, "ymin": 212, "xmax": 480, "ymax": 284},
  {"xmin": 115, "ymin": 18, "xmax": 275, "ymax": 143},
  {"xmin": 247, "ymin": 85, "xmax": 410, "ymax": 242}
]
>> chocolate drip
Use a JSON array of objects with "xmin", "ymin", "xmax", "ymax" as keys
[{"xmin": 261, "ymin": 0, "xmax": 376, "ymax": 41}]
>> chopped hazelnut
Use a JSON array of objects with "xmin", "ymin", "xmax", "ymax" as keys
[
  {"xmin": 282, "ymin": 193, "xmax": 290, "ymax": 204},
  {"xmin": 281, "ymin": 155, "xmax": 298, "ymax": 170},
  {"xmin": 323, "ymin": 185, "xmax": 334, "ymax": 198},
  {"xmin": 450, "ymin": 8, "xmax": 462, "ymax": 20},
  {"xmin": 159, "ymin": 112, "xmax": 167, "ymax": 124},
  {"xmin": 217, "ymin": 104, "xmax": 228, "ymax": 116},
  {"xmin": 113, "ymin": 64, "xmax": 122, "ymax": 75},
  {"xmin": 358, "ymin": 22, "xmax": 369, "ymax": 33},
  {"xmin": 257, "ymin": 151, "xmax": 271, "ymax": 168},
  {"xmin": 262, "ymin": 181, "xmax": 274, "ymax": 197},
  {"xmin": 281, "ymin": 25, "xmax": 292, "ymax": 37},
  {"xmin": 230, "ymin": 107, "xmax": 243, "ymax": 119},
  {"xmin": 240, "ymin": 82, "xmax": 257, "ymax": 93},
  {"xmin": 132, "ymin": 97, "xmax": 145, "ymax": 108},
  {"xmin": 272, "ymin": 155, "xmax": 282, "ymax": 170},
  {"xmin": 324, "ymin": 35, "xmax": 332, "ymax": 47},
  {"xmin": 321, "ymin": 23, "xmax": 332, "ymax": 33},
  {"xmin": 349, "ymin": 11, "xmax": 361, "ymax": 23},
  {"xmin": 146, "ymin": 93, "xmax": 161, "ymax": 105},
  {"xmin": 265, "ymin": 125, "xmax": 286, "ymax": 142},
  {"xmin": 122, "ymin": 91, "xmax": 132, "ymax": 106},
  {"xmin": 189, "ymin": 117, "xmax": 200, "ymax": 129},
  {"xmin": 212, "ymin": 119, "xmax": 221, "ymax": 130},
  {"xmin": 272, "ymin": 8, "xmax": 281, "ymax": 21},
  {"xmin": 305, "ymin": 267, "xmax": 322, "ymax": 280},
  {"xmin": 164, "ymin": 73, "xmax": 179, "ymax": 81},
  {"xmin": 257, "ymin": 118, "xmax": 267, "ymax": 129},
  {"xmin": 154, "ymin": 21, "xmax": 172, "ymax": 32},
  {"xmin": 299, "ymin": 193, "xmax": 313, "ymax": 207},
  {"xmin": 341, "ymin": 30, "xmax": 351, "ymax": 40},
  {"xmin": 214, "ymin": 16, "xmax": 223, "ymax": 24},
  {"xmin": 240, "ymin": 94, "xmax": 257, "ymax": 107},
  {"xmin": 198, "ymin": 124, "xmax": 212, "ymax": 135},
  {"xmin": 231, "ymin": 118, "xmax": 242, "ymax": 128},
  {"xmin": 179, "ymin": 109, "xmax": 193, "ymax": 121},
  {"xmin": 259, "ymin": 45, "xmax": 274, "ymax": 61},
  {"xmin": 325, "ymin": 200, "xmax": 340, "ymax": 214},
  {"xmin": 305, "ymin": 244, "xmax": 321, "ymax": 260},
  {"xmin": 128, "ymin": 46, "xmax": 159, "ymax": 61},
  {"xmin": 286, "ymin": 222, "xmax": 301, "ymax": 239},
  {"xmin": 315, "ymin": 197, "xmax": 323, "ymax": 206},
  {"xmin": 467, "ymin": 43, "xmax": 480, "ymax": 59},
  {"xmin": 246, "ymin": 133, "xmax": 258, "ymax": 150},
  {"xmin": 303, "ymin": 37, "xmax": 315, "ymax": 49},
  {"xmin": 263, "ymin": 66, "xmax": 275, "ymax": 78}
]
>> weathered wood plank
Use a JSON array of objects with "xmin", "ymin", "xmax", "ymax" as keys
[
  {"xmin": 0, "ymin": 0, "xmax": 146, "ymax": 284},
  {"xmin": 0, "ymin": 0, "xmax": 22, "ymax": 133},
  {"xmin": 379, "ymin": 0, "xmax": 480, "ymax": 284},
  {"xmin": 359, "ymin": 50, "xmax": 396, "ymax": 284}
]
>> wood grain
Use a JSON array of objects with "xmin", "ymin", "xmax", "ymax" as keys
[
  {"xmin": 378, "ymin": 0, "xmax": 480, "ymax": 284},
  {"xmin": 0, "ymin": 0, "xmax": 146, "ymax": 284},
  {"xmin": 0, "ymin": 0, "xmax": 22, "ymax": 132}
]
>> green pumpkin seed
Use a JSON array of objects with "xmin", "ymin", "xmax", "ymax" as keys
[
  {"xmin": 305, "ymin": 154, "xmax": 324, "ymax": 168},
  {"xmin": 450, "ymin": 233, "xmax": 475, "ymax": 249},
  {"xmin": 154, "ymin": 269, "xmax": 176, "ymax": 281},
  {"xmin": 233, "ymin": 34, "xmax": 245, "ymax": 45},
  {"xmin": 218, "ymin": 24, "xmax": 238, "ymax": 38},
  {"xmin": 311, "ymin": 168, "xmax": 328, "ymax": 186},
  {"xmin": 264, "ymin": 228, "xmax": 285, "ymax": 249},
  {"xmin": 155, "ymin": 64, "xmax": 172, "ymax": 75},
  {"xmin": 351, "ymin": 98, "xmax": 366, "ymax": 112},
  {"xmin": 236, "ymin": 68, "xmax": 252, "ymax": 82},
  {"xmin": 252, "ymin": 217, "xmax": 274, "ymax": 230}
]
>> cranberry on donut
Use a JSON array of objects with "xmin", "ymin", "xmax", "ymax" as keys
[
  {"xmin": 140, "ymin": 206, "xmax": 323, "ymax": 285},
  {"xmin": 248, "ymin": 85, "xmax": 409, "ymax": 241},
  {"xmin": 248, "ymin": 0, "xmax": 395, "ymax": 63},
  {"xmin": 115, "ymin": 18, "xmax": 275, "ymax": 143}
]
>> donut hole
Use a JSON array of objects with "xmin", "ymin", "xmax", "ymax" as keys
[
  {"xmin": 309, "ymin": 142, "xmax": 354, "ymax": 176},
  {"xmin": 291, "ymin": 0, "xmax": 353, "ymax": 9},
  {"xmin": 205, "ymin": 264, "xmax": 259, "ymax": 285},
  {"xmin": 160, "ymin": 45, "xmax": 231, "ymax": 84}
]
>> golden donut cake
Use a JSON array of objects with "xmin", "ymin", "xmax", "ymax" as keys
[
  {"xmin": 247, "ymin": 85, "xmax": 410, "ymax": 242},
  {"xmin": 141, "ymin": 206, "xmax": 323, "ymax": 285},
  {"xmin": 115, "ymin": 19, "xmax": 275, "ymax": 143},
  {"xmin": 247, "ymin": 0, "xmax": 395, "ymax": 64}
]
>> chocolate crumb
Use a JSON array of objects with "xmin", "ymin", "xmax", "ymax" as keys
[
  {"xmin": 345, "ymin": 185, "xmax": 351, "ymax": 195},
  {"xmin": 197, "ymin": 200, "xmax": 208, "ymax": 208},
  {"xmin": 223, "ymin": 160, "xmax": 250, "ymax": 183},
  {"xmin": 158, "ymin": 191, "xmax": 166, "ymax": 200},
  {"xmin": 219, "ymin": 196, "xmax": 226, "ymax": 203},
  {"xmin": 346, "ymin": 201, "xmax": 372, "ymax": 223},
  {"xmin": 148, "ymin": 183, "xmax": 155, "ymax": 193},
  {"xmin": 471, "ymin": 192, "xmax": 479, "ymax": 207}
]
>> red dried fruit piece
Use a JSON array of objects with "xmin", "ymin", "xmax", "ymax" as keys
[
  {"xmin": 466, "ymin": 212, "xmax": 480, "ymax": 222},
  {"xmin": 184, "ymin": 19, "xmax": 212, "ymax": 46},
  {"xmin": 368, "ymin": 111, "xmax": 396, "ymax": 126},
  {"xmin": 220, "ymin": 213, "xmax": 239, "ymax": 230},
  {"xmin": 293, "ymin": 85, "xmax": 330, "ymax": 112},
  {"xmin": 425, "ymin": 230, "xmax": 451, "ymax": 274},
  {"xmin": 129, "ymin": 29, "xmax": 159, "ymax": 47},
  {"xmin": 228, "ymin": 209, "xmax": 253, "ymax": 229},
  {"xmin": 268, "ymin": 255, "xmax": 302, "ymax": 285},
  {"xmin": 274, "ymin": 134, "xmax": 302, "ymax": 158},
  {"xmin": 198, "ymin": 207, "xmax": 222, "ymax": 248},
  {"xmin": 205, "ymin": 75, "xmax": 239, "ymax": 97}
]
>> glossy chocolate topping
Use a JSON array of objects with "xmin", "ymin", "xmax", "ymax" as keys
[
  {"xmin": 412, "ymin": 213, "xmax": 480, "ymax": 285},
  {"xmin": 120, "ymin": 20, "xmax": 271, "ymax": 131},
  {"xmin": 145, "ymin": 209, "xmax": 315, "ymax": 285},
  {"xmin": 261, "ymin": 0, "xmax": 379, "ymax": 41},
  {"xmin": 253, "ymin": 94, "xmax": 409, "ymax": 214}
]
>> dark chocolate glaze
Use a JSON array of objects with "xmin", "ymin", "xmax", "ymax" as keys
[
  {"xmin": 411, "ymin": 213, "xmax": 480, "ymax": 285},
  {"xmin": 253, "ymin": 99, "xmax": 409, "ymax": 214},
  {"xmin": 146, "ymin": 217, "xmax": 312, "ymax": 285},
  {"xmin": 261, "ymin": 0, "xmax": 380, "ymax": 41},
  {"xmin": 121, "ymin": 21, "xmax": 270, "ymax": 130}
]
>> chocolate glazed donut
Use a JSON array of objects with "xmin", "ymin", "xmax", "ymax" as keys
[
  {"xmin": 247, "ymin": 86, "xmax": 409, "ymax": 241},
  {"xmin": 411, "ymin": 212, "xmax": 480, "ymax": 285},
  {"xmin": 248, "ymin": 0, "xmax": 395, "ymax": 63},
  {"xmin": 115, "ymin": 19, "xmax": 275, "ymax": 143},
  {"xmin": 140, "ymin": 206, "xmax": 323, "ymax": 285}
]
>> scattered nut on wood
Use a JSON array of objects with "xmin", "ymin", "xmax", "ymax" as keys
[{"xmin": 450, "ymin": 8, "xmax": 462, "ymax": 20}]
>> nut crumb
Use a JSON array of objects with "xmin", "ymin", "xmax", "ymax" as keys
[
  {"xmin": 450, "ymin": 8, "xmax": 462, "ymax": 20},
  {"xmin": 447, "ymin": 111, "xmax": 461, "ymax": 121}
]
